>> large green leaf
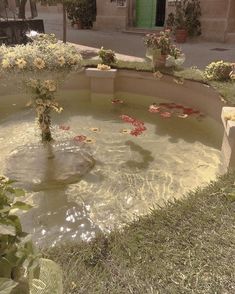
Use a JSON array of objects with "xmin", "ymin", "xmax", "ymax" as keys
[
  {"xmin": 11, "ymin": 202, "xmax": 32, "ymax": 211},
  {"xmin": 13, "ymin": 189, "xmax": 25, "ymax": 197},
  {"xmin": 0, "ymin": 278, "xmax": 18, "ymax": 294},
  {"xmin": 0, "ymin": 224, "xmax": 16, "ymax": 236},
  {"xmin": 0, "ymin": 258, "xmax": 12, "ymax": 278}
]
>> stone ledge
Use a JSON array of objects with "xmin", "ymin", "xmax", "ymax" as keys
[
  {"xmin": 85, "ymin": 68, "xmax": 117, "ymax": 78},
  {"xmin": 221, "ymin": 107, "xmax": 235, "ymax": 137}
]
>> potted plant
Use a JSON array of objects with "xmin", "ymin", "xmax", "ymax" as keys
[
  {"xmin": 174, "ymin": 0, "xmax": 188, "ymax": 43},
  {"xmin": 98, "ymin": 47, "xmax": 117, "ymax": 66},
  {"xmin": 66, "ymin": 0, "xmax": 96, "ymax": 29},
  {"xmin": 168, "ymin": 0, "xmax": 201, "ymax": 43},
  {"xmin": 144, "ymin": 30, "xmax": 182, "ymax": 69}
]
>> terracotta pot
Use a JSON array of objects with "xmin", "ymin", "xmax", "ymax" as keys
[
  {"xmin": 76, "ymin": 20, "xmax": 82, "ymax": 29},
  {"xmin": 175, "ymin": 29, "xmax": 188, "ymax": 43},
  {"xmin": 153, "ymin": 54, "xmax": 167, "ymax": 69}
]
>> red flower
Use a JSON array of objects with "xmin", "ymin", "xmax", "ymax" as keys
[
  {"xmin": 133, "ymin": 119, "xmax": 145, "ymax": 127},
  {"xmin": 120, "ymin": 115, "xmax": 135, "ymax": 124},
  {"xmin": 73, "ymin": 135, "xmax": 87, "ymax": 142},
  {"xmin": 160, "ymin": 112, "xmax": 171, "ymax": 118},
  {"xmin": 130, "ymin": 126, "xmax": 146, "ymax": 137},
  {"xmin": 59, "ymin": 125, "xmax": 70, "ymax": 131},
  {"xmin": 183, "ymin": 108, "xmax": 200, "ymax": 115},
  {"xmin": 111, "ymin": 99, "xmax": 124, "ymax": 104},
  {"xmin": 149, "ymin": 104, "xmax": 161, "ymax": 113},
  {"xmin": 120, "ymin": 114, "xmax": 147, "ymax": 136},
  {"xmin": 174, "ymin": 104, "xmax": 184, "ymax": 109}
]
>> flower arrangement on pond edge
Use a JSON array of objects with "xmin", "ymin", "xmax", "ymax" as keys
[{"xmin": 0, "ymin": 33, "xmax": 82, "ymax": 142}]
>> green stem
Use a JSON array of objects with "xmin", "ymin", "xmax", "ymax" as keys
[{"xmin": 38, "ymin": 106, "xmax": 53, "ymax": 142}]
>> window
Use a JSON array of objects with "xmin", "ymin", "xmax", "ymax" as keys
[{"xmin": 116, "ymin": 0, "xmax": 126, "ymax": 7}]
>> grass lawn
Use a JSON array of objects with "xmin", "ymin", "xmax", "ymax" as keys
[{"xmin": 46, "ymin": 173, "xmax": 235, "ymax": 294}]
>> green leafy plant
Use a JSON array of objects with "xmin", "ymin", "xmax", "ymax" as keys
[
  {"xmin": 184, "ymin": 0, "xmax": 201, "ymax": 37},
  {"xmin": 174, "ymin": 0, "xmax": 187, "ymax": 30},
  {"xmin": 168, "ymin": 0, "xmax": 201, "ymax": 37},
  {"xmin": 0, "ymin": 176, "xmax": 39, "ymax": 293},
  {"xmin": 166, "ymin": 13, "xmax": 175, "ymax": 29},
  {"xmin": 66, "ymin": 0, "xmax": 96, "ymax": 29},
  {"xmin": 144, "ymin": 30, "xmax": 182, "ymax": 58},
  {"xmin": 98, "ymin": 47, "xmax": 117, "ymax": 66},
  {"xmin": 204, "ymin": 61, "xmax": 234, "ymax": 81}
]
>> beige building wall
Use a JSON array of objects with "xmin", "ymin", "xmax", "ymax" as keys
[
  {"xmin": 200, "ymin": 0, "xmax": 229, "ymax": 42},
  {"xmin": 94, "ymin": 0, "xmax": 235, "ymax": 42},
  {"xmin": 93, "ymin": 0, "xmax": 128, "ymax": 30}
]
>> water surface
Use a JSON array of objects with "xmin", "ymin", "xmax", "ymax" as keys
[{"xmin": 0, "ymin": 90, "xmax": 223, "ymax": 247}]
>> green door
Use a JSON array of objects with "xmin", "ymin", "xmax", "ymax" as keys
[{"xmin": 136, "ymin": 0, "xmax": 157, "ymax": 28}]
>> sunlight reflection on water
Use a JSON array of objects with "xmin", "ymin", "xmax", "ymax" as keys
[{"xmin": 0, "ymin": 91, "xmax": 223, "ymax": 247}]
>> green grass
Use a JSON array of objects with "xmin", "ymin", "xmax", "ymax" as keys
[
  {"xmin": 209, "ymin": 81, "xmax": 235, "ymax": 106},
  {"xmin": 45, "ymin": 173, "xmax": 235, "ymax": 294}
]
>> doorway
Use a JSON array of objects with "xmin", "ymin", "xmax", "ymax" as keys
[{"xmin": 135, "ymin": 0, "xmax": 166, "ymax": 28}]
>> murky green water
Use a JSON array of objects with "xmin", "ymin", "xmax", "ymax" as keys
[{"xmin": 0, "ymin": 90, "xmax": 223, "ymax": 247}]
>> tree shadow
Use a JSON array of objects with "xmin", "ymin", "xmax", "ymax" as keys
[{"xmin": 123, "ymin": 140, "xmax": 154, "ymax": 170}]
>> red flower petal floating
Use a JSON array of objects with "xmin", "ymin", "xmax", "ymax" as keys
[
  {"xmin": 59, "ymin": 125, "xmax": 70, "ymax": 131},
  {"xmin": 183, "ymin": 108, "xmax": 195, "ymax": 115},
  {"xmin": 174, "ymin": 104, "xmax": 184, "ymax": 109},
  {"xmin": 120, "ymin": 115, "xmax": 135, "ymax": 124},
  {"xmin": 111, "ymin": 99, "xmax": 124, "ymax": 104},
  {"xmin": 148, "ymin": 104, "xmax": 161, "ymax": 113},
  {"xmin": 120, "ymin": 114, "xmax": 147, "ymax": 137},
  {"xmin": 160, "ymin": 112, "xmax": 172, "ymax": 118},
  {"xmin": 133, "ymin": 119, "xmax": 145, "ymax": 127},
  {"xmin": 73, "ymin": 135, "xmax": 87, "ymax": 142},
  {"xmin": 148, "ymin": 102, "xmax": 202, "ymax": 119}
]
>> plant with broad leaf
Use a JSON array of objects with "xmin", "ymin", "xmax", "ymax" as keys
[
  {"xmin": 144, "ymin": 30, "xmax": 183, "ymax": 69},
  {"xmin": 98, "ymin": 47, "xmax": 117, "ymax": 66},
  {"xmin": 0, "ymin": 176, "xmax": 39, "ymax": 293},
  {"xmin": 0, "ymin": 33, "xmax": 82, "ymax": 142},
  {"xmin": 144, "ymin": 30, "xmax": 182, "ymax": 58}
]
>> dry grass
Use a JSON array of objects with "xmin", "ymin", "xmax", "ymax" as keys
[{"xmin": 45, "ymin": 173, "xmax": 235, "ymax": 294}]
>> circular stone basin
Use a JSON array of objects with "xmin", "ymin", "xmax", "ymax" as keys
[{"xmin": 0, "ymin": 90, "xmax": 223, "ymax": 247}]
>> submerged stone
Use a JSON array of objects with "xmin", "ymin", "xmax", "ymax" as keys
[{"xmin": 6, "ymin": 140, "xmax": 95, "ymax": 191}]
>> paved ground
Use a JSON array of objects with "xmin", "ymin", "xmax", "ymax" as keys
[{"xmin": 39, "ymin": 13, "xmax": 235, "ymax": 69}]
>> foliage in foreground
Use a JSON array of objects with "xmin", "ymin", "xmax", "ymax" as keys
[
  {"xmin": 0, "ymin": 176, "xmax": 38, "ymax": 293},
  {"xmin": 204, "ymin": 61, "xmax": 234, "ymax": 81},
  {"xmin": 46, "ymin": 173, "xmax": 235, "ymax": 294}
]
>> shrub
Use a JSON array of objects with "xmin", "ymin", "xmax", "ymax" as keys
[
  {"xmin": 184, "ymin": 0, "xmax": 201, "ymax": 37},
  {"xmin": 0, "ymin": 176, "xmax": 38, "ymax": 292},
  {"xmin": 167, "ymin": 0, "xmax": 201, "ymax": 37},
  {"xmin": 98, "ymin": 47, "xmax": 117, "ymax": 66},
  {"xmin": 144, "ymin": 30, "xmax": 182, "ymax": 58},
  {"xmin": 66, "ymin": 0, "xmax": 96, "ymax": 29},
  {"xmin": 204, "ymin": 61, "xmax": 234, "ymax": 81}
]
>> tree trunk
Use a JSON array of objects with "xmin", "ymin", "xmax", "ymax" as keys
[
  {"xmin": 63, "ymin": 4, "xmax": 67, "ymax": 43},
  {"xmin": 18, "ymin": 0, "xmax": 28, "ymax": 19}
]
